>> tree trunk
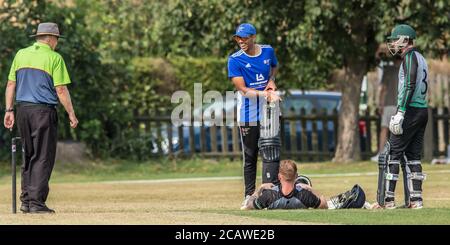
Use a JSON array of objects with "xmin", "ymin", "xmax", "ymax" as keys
[{"xmin": 333, "ymin": 60, "xmax": 366, "ymax": 163}]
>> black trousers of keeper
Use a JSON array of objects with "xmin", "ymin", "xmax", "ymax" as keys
[
  {"xmin": 389, "ymin": 107, "xmax": 428, "ymax": 161},
  {"xmin": 16, "ymin": 102, "xmax": 58, "ymax": 209},
  {"xmin": 239, "ymin": 122, "xmax": 280, "ymax": 197}
]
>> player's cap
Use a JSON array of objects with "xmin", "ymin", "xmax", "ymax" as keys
[
  {"xmin": 387, "ymin": 24, "xmax": 416, "ymax": 40},
  {"xmin": 234, "ymin": 23, "xmax": 256, "ymax": 38}
]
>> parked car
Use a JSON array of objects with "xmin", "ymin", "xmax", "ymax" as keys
[
  {"xmin": 281, "ymin": 90, "xmax": 367, "ymax": 152},
  {"xmin": 159, "ymin": 90, "xmax": 366, "ymax": 154},
  {"xmin": 281, "ymin": 90, "xmax": 341, "ymax": 152}
]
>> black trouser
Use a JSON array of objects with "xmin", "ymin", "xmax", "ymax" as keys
[
  {"xmin": 239, "ymin": 123, "xmax": 280, "ymax": 197},
  {"xmin": 389, "ymin": 107, "xmax": 428, "ymax": 161},
  {"xmin": 388, "ymin": 107, "xmax": 428, "ymax": 203},
  {"xmin": 16, "ymin": 103, "xmax": 58, "ymax": 209}
]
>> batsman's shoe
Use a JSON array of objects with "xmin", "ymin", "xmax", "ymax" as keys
[
  {"xmin": 370, "ymin": 202, "xmax": 382, "ymax": 209},
  {"xmin": 384, "ymin": 201, "xmax": 396, "ymax": 209},
  {"xmin": 20, "ymin": 203, "xmax": 29, "ymax": 213},
  {"xmin": 240, "ymin": 195, "xmax": 252, "ymax": 210},
  {"xmin": 370, "ymin": 201, "xmax": 396, "ymax": 209},
  {"xmin": 399, "ymin": 200, "xmax": 423, "ymax": 209},
  {"xmin": 408, "ymin": 200, "xmax": 423, "ymax": 209}
]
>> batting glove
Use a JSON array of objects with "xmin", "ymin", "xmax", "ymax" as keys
[{"xmin": 389, "ymin": 111, "xmax": 405, "ymax": 135}]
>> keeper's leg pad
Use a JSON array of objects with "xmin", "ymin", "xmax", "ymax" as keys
[
  {"xmin": 377, "ymin": 142, "xmax": 400, "ymax": 206},
  {"xmin": 401, "ymin": 157, "xmax": 426, "ymax": 207},
  {"xmin": 258, "ymin": 137, "xmax": 281, "ymax": 184}
]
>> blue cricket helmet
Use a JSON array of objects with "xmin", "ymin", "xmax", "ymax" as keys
[
  {"xmin": 295, "ymin": 175, "xmax": 312, "ymax": 187},
  {"xmin": 342, "ymin": 184, "xmax": 366, "ymax": 208},
  {"xmin": 329, "ymin": 184, "xmax": 366, "ymax": 209}
]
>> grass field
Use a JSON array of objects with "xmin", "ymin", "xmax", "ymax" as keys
[{"xmin": 0, "ymin": 159, "xmax": 449, "ymax": 224}]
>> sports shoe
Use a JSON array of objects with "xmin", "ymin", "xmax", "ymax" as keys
[
  {"xmin": 240, "ymin": 195, "xmax": 252, "ymax": 210},
  {"xmin": 398, "ymin": 200, "xmax": 423, "ymax": 209},
  {"xmin": 370, "ymin": 201, "xmax": 396, "ymax": 209},
  {"xmin": 408, "ymin": 200, "xmax": 423, "ymax": 209},
  {"xmin": 384, "ymin": 201, "xmax": 396, "ymax": 209}
]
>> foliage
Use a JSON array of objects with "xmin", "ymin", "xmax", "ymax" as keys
[
  {"xmin": 169, "ymin": 56, "xmax": 232, "ymax": 93},
  {"xmin": 0, "ymin": 0, "xmax": 448, "ymax": 161},
  {"xmin": 0, "ymin": 0, "xmax": 131, "ymax": 158},
  {"xmin": 0, "ymin": 0, "xmax": 48, "ymax": 159},
  {"xmin": 109, "ymin": 55, "xmax": 232, "ymax": 160},
  {"xmin": 167, "ymin": 0, "xmax": 449, "ymax": 162},
  {"xmin": 166, "ymin": 0, "xmax": 325, "ymax": 89},
  {"xmin": 396, "ymin": 0, "xmax": 449, "ymax": 58},
  {"xmin": 83, "ymin": 0, "xmax": 171, "ymax": 64}
]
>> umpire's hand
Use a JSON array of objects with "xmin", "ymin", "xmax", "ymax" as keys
[
  {"xmin": 68, "ymin": 112, "xmax": 78, "ymax": 128},
  {"xmin": 4, "ymin": 111, "xmax": 14, "ymax": 129}
]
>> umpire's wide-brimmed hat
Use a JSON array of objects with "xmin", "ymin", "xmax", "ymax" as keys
[{"xmin": 30, "ymin": 22, "xmax": 64, "ymax": 38}]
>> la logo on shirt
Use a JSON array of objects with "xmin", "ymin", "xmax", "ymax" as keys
[{"xmin": 256, "ymin": 74, "xmax": 264, "ymax": 81}]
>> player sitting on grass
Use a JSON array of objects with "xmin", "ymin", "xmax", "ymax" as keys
[{"xmin": 240, "ymin": 160, "xmax": 366, "ymax": 210}]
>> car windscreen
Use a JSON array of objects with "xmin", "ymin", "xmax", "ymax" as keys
[
  {"xmin": 316, "ymin": 97, "xmax": 340, "ymax": 114},
  {"xmin": 281, "ymin": 95, "xmax": 341, "ymax": 115},
  {"xmin": 281, "ymin": 97, "xmax": 315, "ymax": 115}
]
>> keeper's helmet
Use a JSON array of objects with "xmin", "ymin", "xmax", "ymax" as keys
[
  {"xmin": 295, "ymin": 174, "xmax": 312, "ymax": 187},
  {"xmin": 329, "ymin": 184, "xmax": 366, "ymax": 209},
  {"xmin": 387, "ymin": 24, "xmax": 416, "ymax": 56}
]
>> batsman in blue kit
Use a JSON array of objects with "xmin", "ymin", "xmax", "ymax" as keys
[{"xmin": 227, "ymin": 23, "xmax": 281, "ymax": 208}]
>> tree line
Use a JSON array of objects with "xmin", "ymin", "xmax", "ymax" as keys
[{"xmin": 0, "ymin": 0, "xmax": 448, "ymax": 161}]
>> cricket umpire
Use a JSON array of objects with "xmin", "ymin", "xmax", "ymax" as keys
[
  {"xmin": 3, "ymin": 22, "xmax": 78, "ymax": 213},
  {"xmin": 227, "ymin": 23, "xmax": 281, "ymax": 208}
]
